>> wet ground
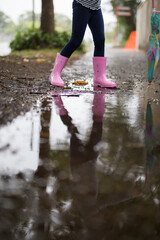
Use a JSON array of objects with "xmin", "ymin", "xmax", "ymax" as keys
[{"xmin": 0, "ymin": 48, "xmax": 160, "ymax": 239}]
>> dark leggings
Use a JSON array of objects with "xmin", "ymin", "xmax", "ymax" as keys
[{"xmin": 61, "ymin": 0, "xmax": 105, "ymax": 58}]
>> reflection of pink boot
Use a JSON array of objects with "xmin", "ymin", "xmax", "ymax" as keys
[
  {"xmin": 93, "ymin": 57, "xmax": 116, "ymax": 88},
  {"xmin": 49, "ymin": 53, "xmax": 68, "ymax": 87},
  {"xmin": 54, "ymin": 96, "xmax": 68, "ymax": 116},
  {"xmin": 92, "ymin": 93, "xmax": 105, "ymax": 122}
]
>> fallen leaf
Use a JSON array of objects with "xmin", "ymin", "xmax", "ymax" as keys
[
  {"xmin": 72, "ymin": 80, "xmax": 88, "ymax": 86},
  {"xmin": 23, "ymin": 58, "xmax": 29, "ymax": 62},
  {"xmin": 36, "ymin": 59, "xmax": 45, "ymax": 63}
]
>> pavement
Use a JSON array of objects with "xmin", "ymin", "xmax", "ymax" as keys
[{"xmin": 61, "ymin": 47, "xmax": 160, "ymax": 106}]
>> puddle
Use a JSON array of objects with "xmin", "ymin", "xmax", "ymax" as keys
[{"xmin": 0, "ymin": 89, "xmax": 160, "ymax": 239}]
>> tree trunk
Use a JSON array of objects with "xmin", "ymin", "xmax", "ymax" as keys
[{"xmin": 41, "ymin": 0, "xmax": 55, "ymax": 34}]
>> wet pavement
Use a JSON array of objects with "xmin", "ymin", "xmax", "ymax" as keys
[{"xmin": 0, "ymin": 48, "xmax": 160, "ymax": 239}]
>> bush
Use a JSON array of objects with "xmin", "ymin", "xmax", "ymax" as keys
[{"xmin": 10, "ymin": 28, "xmax": 85, "ymax": 52}]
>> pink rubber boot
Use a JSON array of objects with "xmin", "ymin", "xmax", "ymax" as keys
[
  {"xmin": 93, "ymin": 57, "xmax": 116, "ymax": 88},
  {"xmin": 92, "ymin": 93, "xmax": 105, "ymax": 122},
  {"xmin": 49, "ymin": 53, "xmax": 68, "ymax": 87},
  {"xmin": 53, "ymin": 96, "xmax": 68, "ymax": 116}
]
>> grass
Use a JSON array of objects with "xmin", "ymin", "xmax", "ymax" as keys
[
  {"xmin": 10, "ymin": 48, "xmax": 58, "ymax": 58},
  {"xmin": 10, "ymin": 48, "xmax": 86, "ymax": 60}
]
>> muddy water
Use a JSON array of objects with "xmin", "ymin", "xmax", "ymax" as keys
[{"xmin": 0, "ymin": 88, "xmax": 160, "ymax": 240}]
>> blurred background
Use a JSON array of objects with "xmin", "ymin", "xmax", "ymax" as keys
[
  {"xmin": 0, "ymin": 0, "xmax": 115, "ymax": 55},
  {"xmin": 0, "ymin": 0, "xmax": 145, "ymax": 56}
]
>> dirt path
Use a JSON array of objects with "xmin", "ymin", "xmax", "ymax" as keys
[{"xmin": 0, "ymin": 48, "xmax": 160, "ymax": 125}]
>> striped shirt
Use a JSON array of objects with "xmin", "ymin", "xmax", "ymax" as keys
[{"xmin": 76, "ymin": 0, "xmax": 101, "ymax": 10}]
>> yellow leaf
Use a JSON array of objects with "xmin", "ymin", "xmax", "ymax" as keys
[
  {"xmin": 23, "ymin": 58, "xmax": 29, "ymax": 62},
  {"xmin": 72, "ymin": 80, "xmax": 88, "ymax": 86},
  {"xmin": 36, "ymin": 59, "xmax": 45, "ymax": 63}
]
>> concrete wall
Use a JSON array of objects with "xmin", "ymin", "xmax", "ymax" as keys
[{"xmin": 136, "ymin": 0, "xmax": 160, "ymax": 51}]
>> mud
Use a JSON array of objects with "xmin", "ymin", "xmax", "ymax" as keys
[
  {"xmin": 0, "ymin": 54, "xmax": 79, "ymax": 125},
  {"xmin": 0, "ymin": 48, "xmax": 160, "ymax": 126}
]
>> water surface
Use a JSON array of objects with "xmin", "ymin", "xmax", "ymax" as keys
[{"xmin": 0, "ymin": 88, "xmax": 160, "ymax": 240}]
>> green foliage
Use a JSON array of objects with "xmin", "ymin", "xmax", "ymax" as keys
[
  {"xmin": 55, "ymin": 13, "xmax": 72, "ymax": 32},
  {"xmin": 10, "ymin": 28, "xmax": 85, "ymax": 52},
  {"xmin": 0, "ymin": 11, "xmax": 11, "ymax": 31},
  {"xmin": 16, "ymin": 11, "xmax": 40, "ymax": 32},
  {"xmin": 16, "ymin": 21, "xmax": 40, "ymax": 32},
  {"xmin": 16, "ymin": 11, "xmax": 71, "ymax": 33},
  {"xmin": 117, "ymin": 16, "xmax": 134, "ymax": 42},
  {"xmin": 18, "ymin": 11, "xmax": 40, "ymax": 23},
  {"xmin": 110, "ymin": 0, "xmax": 142, "ymax": 41},
  {"xmin": 105, "ymin": 23, "xmax": 115, "ymax": 43},
  {"xmin": 0, "ymin": 11, "xmax": 16, "ymax": 35}
]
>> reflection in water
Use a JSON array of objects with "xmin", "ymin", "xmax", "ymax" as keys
[
  {"xmin": 54, "ymin": 94, "xmax": 104, "ymax": 218},
  {"xmin": 0, "ymin": 110, "xmax": 40, "ymax": 175},
  {"xmin": 1, "ymin": 92, "xmax": 160, "ymax": 239},
  {"xmin": 0, "ymin": 41, "xmax": 11, "ymax": 56},
  {"xmin": 56, "ymin": 94, "xmax": 105, "ymax": 239},
  {"xmin": 145, "ymin": 102, "xmax": 160, "ymax": 183},
  {"xmin": 33, "ymin": 99, "xmax": 54, "ymax": 239},
  {"xmin": 23, "ymin": 93, "xmax": 107, "ymax": 239},
  {"xmin": 52, "ymin": 94, "xmax": 141, "ymax": 240}
]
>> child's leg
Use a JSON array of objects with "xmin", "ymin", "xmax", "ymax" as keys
[
  {"xmin": 61, "ymin": 1, "xmax": 90, "ymax": 58},
  {"xmin": 88, "ymin": 9, "xmax": 105, "ymax": 57},
  {"xmin": 89, "ymin": 10, "xmax": 116, "ymax": 88},
  {"xmin": 49, "ymin": 2, "xmax": 90, "ymax": 87}
]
